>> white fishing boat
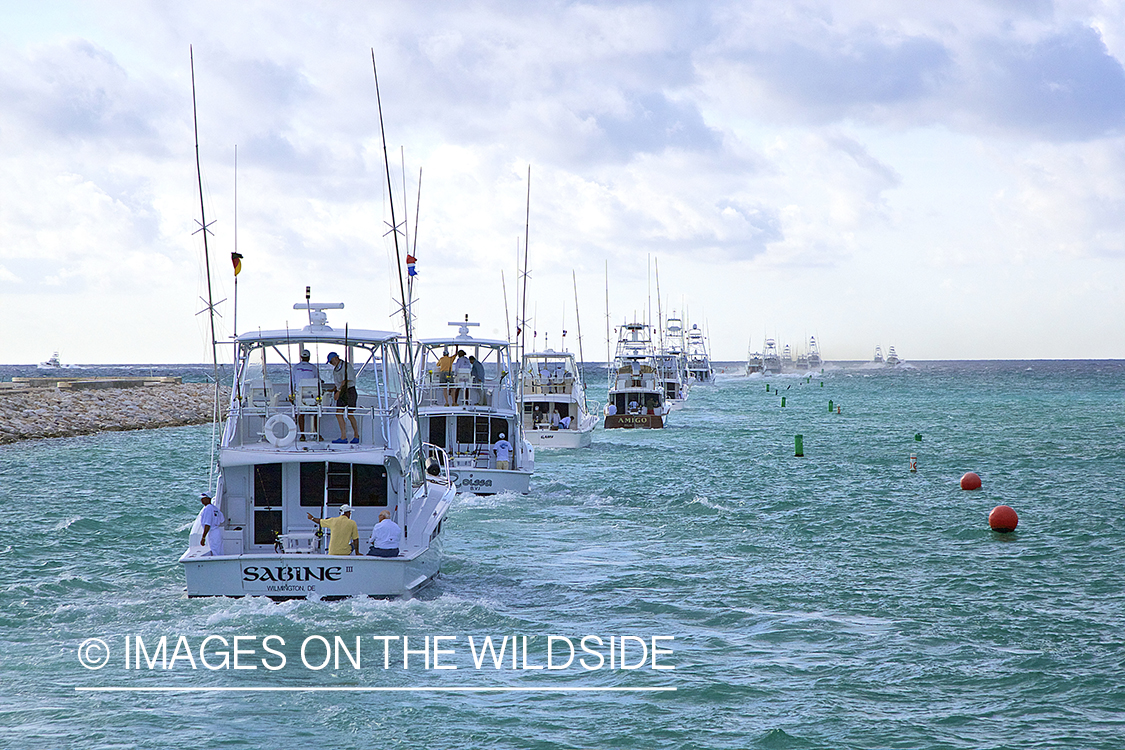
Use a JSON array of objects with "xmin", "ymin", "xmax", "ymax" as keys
[
  {"xmin": 415, "ymin": 318, "xmax": 535, "ymax": 494},
  {"xmin": 885, "ymin": 346, "xmax": 901, "ymax": 366},
  {"xmin": 685, "ymin": 323, "xmax": 714, "ymax": 382},
  {"xmin": 180, "ymin": 301, "xmax": 456, "ymax": 598},
  {"xmin": 873, "ymin": 346, "xmax": 884, "ymax": 364},
  {"xmin": 658, "ymin": 314, "xmax": 690, "ymax": 409},
  {"xmin": 604, "ymin": 321, "xmax": 669, "ymax": 429},
  {"xmin": 37, "ymin": 351, "xmax": 75, "ymax": 369},
  {"xmin": 763, "ymin": 338, "xmax": 782, "ymax": 374},
  {"xmin": 521, "ymin": 349, "xmax": 597, "ymax": 448},
  {"xmin": 807, "ymin": 336, "xmax": 823, "ymax": 370}
]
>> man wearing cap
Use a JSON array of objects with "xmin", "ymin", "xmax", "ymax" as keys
[
  {"xmin": 196, "ymin": 492, "xmax": 225, "ymax": 556},
  {"xmin": 291, "ymin": 349, "xmax": 321, "ymax": 440},
  {"xmin": 307, "ymin": 505, "xmax": 359, "ymax": 555},
  {"xmin": 325, "ymin": 352, "xmax": 361, "ymax": 444},
  {"xmin": 436, "ymin": 348, "xmax": 454, "ymax": 405},
  {"xmin": 492, "ymin": 432, "xmax": 513, "ymax": 470}
]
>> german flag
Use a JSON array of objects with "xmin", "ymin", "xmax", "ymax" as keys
[{"xmin": 231, "ymin": 252, "xmax": 243, "ymax": 276}]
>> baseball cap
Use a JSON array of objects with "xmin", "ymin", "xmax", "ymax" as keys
[
  {"xmin": 339, "ymin": 504, "xmax": 352, "ymax": 513},
  {"xmin": 326, "ymin": 352, "xmax": 338, "ymax": 363}
]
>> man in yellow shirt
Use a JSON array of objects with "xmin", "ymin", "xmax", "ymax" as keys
[
  {"xmin": 436, "ymin": 348, "xmax": 454, "ymax": 405},
  {"xmin": 307, "ymin": 505, "xmax": 359, "ymax": 555}
]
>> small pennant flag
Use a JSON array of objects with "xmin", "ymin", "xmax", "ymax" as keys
[
  {"xmin": 406, "ymin": 254, "xmax": 417, "ymax": 276},
  {"xmin": 231, "ymin": 252, "xmax": 243, "ymax": 276}
]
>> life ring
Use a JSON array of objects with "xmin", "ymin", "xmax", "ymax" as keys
[{"xmin": 264, "ymin": 413, "xmax": 298, "ymax": 448}]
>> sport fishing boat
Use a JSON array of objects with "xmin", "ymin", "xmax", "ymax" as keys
[
  {"xmin": 763, "ymin": 338, "xmax": 782, "ymax": 374},
  {"xmin": 180, "ymin": 300, "xmax": 456, "ymax": 598},
  {"xmin": 38, "ymin": 352, "xmax": 74, "ymax": 369},
  {"xmin": 873, "ymin": 346, "xmax": 884, "ymax": 364},
  {"xmin": 521, "ymin": 349, "xmax": 597, "ymax": 448},
  {"xmin": 807, "ymin": 336, "xmax": 823, "ymax": 370},
  {"xmin": 415, "ymin": 318, "xmax": 534, "ymax": 494},
  {"xmin": 685, "ymin": 323, "xmax": 714, "ymax": 382},
  {"xmin": 658, "ymin": 314, "xmax": 690, "ymax": 409},
  {"xmin": 885, "ymin": 346, "xmax": 901, "ymax": 366},
  {"xmin": 604, "ymin": 321, "xmax": 669, "ymax": 429}
]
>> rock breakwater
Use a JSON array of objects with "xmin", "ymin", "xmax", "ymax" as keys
[{"xmin": 0, "ymin": 383, "xmax": 228, "ymax": 444}]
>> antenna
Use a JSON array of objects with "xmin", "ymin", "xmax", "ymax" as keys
[{"xmin": 517, "ymin": 165, "xmax": 531, "ymax": 414}]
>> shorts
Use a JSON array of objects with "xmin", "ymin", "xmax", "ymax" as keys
[
  {"xmin": 439, "ymin": 371, "xmax": 453, "ymax": 384},
  {"xmin": 367, "ymin": 546, "xmax": 398, "ymax": 557},
  {"xmin": 336, "ymin": 386, "xmax": 358, "ymax": 408},
  {"xmin": 496, "ymin": 460, "xmax": 510, "ymax": 470}
]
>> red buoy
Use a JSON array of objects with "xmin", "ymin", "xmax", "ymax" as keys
[
  {"xmin": 960, "ymin": 472, "xmax": 982, "ymax": 490},
  {"xmin": 989, "ymin": 505, "xmax": 1019, "ymax": 533}
]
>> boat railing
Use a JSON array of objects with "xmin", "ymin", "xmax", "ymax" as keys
[
  {"xmin": 420, "ymin": 443, "xmax": 452, "ymax": 486},
  {"xmin": 227, "ymin": 399, "xmax": 397, "ymax": 449},
  {"xmin": 417, "ymin": 371, "xmax": 516, "ymax": 411}
]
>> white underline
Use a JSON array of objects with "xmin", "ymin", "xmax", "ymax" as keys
[{"xmin": 76, "ymin": 686, "xmax": 676, "ymax": 693}]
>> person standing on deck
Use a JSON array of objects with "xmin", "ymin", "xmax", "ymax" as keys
[
  {"xmin": 492, "ymin": 432, "xmax": 513, "ymax": 470},
  {"xmin": 197, "ymin": 492, "xmax": 225, "ymax": 556},
  {"xmin": 469, "ymin": 355, "xmax": 486, "ymax": 405},
  {"xmin": 326, "ymin": 352, "xmax": 360, "ymax": 444},
  {"xmin": 307, "ymin": 505, "xmax": 359, "ymax": 555},
  {"xmin": 436, "ymin": 348, "xmax": 454, "ymax": 405},
  {"xmin": 453, "ymin": 350, "xmax": 472, "ymax": 405},
  {"xmin": 290, "ymin": 349, "xmax": 321, "ymax": 440}
]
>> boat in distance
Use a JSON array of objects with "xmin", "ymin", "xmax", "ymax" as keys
[
  {"xmin": 415, "ymin": 318, "xmax": 535, "ymax": 494},
  {"xmin": 604, "ymin": 321, "xmax": 669, "ymax": 429},
  {"xmin": 521, "ymin": 349, "xmax": 597, "ymax": 448},
  {"xmin": 180, "ymin": 300, "xmax": 456, "ymax": 598}
]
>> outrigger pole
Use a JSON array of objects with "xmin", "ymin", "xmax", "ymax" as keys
[
  {"xmin": 573, "ymin": 270, "xmax": 590, "ymax": 414},
  {"xmin": 190, "ymin": 46, "xmax": 222, "ymax": 492},
  {"xmin": 371, "ymin": 50, "xmax": 427, "ymax": 489},
  {"xmin": 518, "ymin": 166, "xmax": 531, "ymax": 414}
]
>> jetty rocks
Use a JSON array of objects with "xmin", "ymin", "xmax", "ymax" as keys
[{"xmin": 0, "ymin": 377, "xmax": 229, "ymax": 445}]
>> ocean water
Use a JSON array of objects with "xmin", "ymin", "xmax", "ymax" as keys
[{"xmin": 1, "ymin": 360, "xmax": 1123, "ymax": 749}]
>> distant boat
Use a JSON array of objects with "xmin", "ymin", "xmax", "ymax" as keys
[
  {"xmin": 605, "ymin": 321, "xmax": 669, "ymax": 429},
  {"xmin": 873, "ymin": 346, "xmax": 884, "ymax": 364},
  {"xmin": 38, "ymin": 352, "xmax": 74, "ymax": 370},
  {"xmin": 885, "ymin": 346, "xmax": 901, "ymax": 366},
  {"xmin": 521, "ymin": 349, "xmax": 597, "ymax": 448},
  {"xmin": 807, "ymin": 337, "xmax": 823, "ymax": 370},
  {"xmin": 746, "ymin": 343, "xmax": 764, "ymax": 375},
  {"xmin": 685, "ymin": 323, "xmax": 714, "ymax": 382},
  {"xmin": 762, "ymin": 338, "xmax": 782, "ymax": 374}
]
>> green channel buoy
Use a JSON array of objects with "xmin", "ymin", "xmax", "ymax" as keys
[
  {"xmin": 795, "ymin": 434, "xmax": 804, "ymax": 457},
  {"xmin": 828, "ymin": 399, "xmax": 833, "ymax": 413},
  {"xmin": 781, "ymin": 396, "xmax": 786, "ymax": 407},
  {"xmin": 914, "ymin": 433, "xmax": 922, "ymax": 442},
  {"xmin": 766, "ymin": 384, "xmax": 770, "ymax": 392}
]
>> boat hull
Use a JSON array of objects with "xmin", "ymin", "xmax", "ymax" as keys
[
  {"xmin": 525, "ymin": 427, "xmax": 593, "ymax": 448},
  {"xmin": 449, "ymin": 467, "xmax": 531, "ymax": 495},
  {"xmin": 604, "ymin": 413, "xmax": 665, "ymax": 429},
  {"xmin": 181, "ymin": 546, "xmax": 441, "ymax": 599}
]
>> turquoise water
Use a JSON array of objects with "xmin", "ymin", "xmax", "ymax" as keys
[{"xmin": 1, "ymin": 361, "xmax": 1123, "ymax": 749}]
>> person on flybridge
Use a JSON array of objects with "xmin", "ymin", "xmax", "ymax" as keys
[
  {"xmin": 326, "ymin": 352, "xmax": 360, "ymax": 444},
  {"xmin": 290, "ymin": 349, "xmax": 321, "ymax": 440}
]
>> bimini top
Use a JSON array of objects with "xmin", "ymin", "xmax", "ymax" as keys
[
  {"xmin": 235, "ymin": 301, "xmax": 399, "ymax": 347},
  {"xmin": 418, "ymin": 317, "xmax": 510, "ymax": 349}
]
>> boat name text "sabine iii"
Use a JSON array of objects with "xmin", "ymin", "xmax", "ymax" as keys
[{"xmin": 242, "ymin": 566, "xmax": 344, "ymax": 583}]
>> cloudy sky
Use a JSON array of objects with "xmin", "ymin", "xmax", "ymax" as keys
[{"xmin": 2, "ymin": 1, "xmax": 1124, "ymax": 363}]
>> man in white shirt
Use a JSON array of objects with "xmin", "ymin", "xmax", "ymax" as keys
[
  {"xmin": 492, "ymin": 432, "xmax": 513, "ymax": 470},
  {"xmin": 291, "ymin": 349, "xmax": 321, "ymax": 440},
  {"xmin": 452, "ymin": 350, "xmax": 472, "ymax": 405},
  {"xmin": 367, "ymin": 510, "xmax": 401, "ymax": 557},
  {"xmin": 559, "ymin": 415, "xmax": 572, "ymax": 429},
  {"xmin": 196, "ymin": 492, "xmax": 225, "ymax": 556}
]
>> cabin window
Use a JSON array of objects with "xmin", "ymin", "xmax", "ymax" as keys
[
  {"xmin": 300, "ymin": 462, "xmax": 326, "ymax": 506},
  {"xmin": 254, "ymin": 510, "xmax": 282, "ymax": 545},
  {"xmin": 489, "ymin": 418, "xmax": 507, "ymax": 443},
  {"xmin": 427, "ymin": 416, "xmax": 447, "ymax": 447},
  {"xmin": 299, "ymin": 461, "xmax": 388, "ymax": 507},
  {"xmin": 353, "ymin": 464, "xmax": 388, "ymax": 506},
  {"xmin": 253, "ymin": 464, "xmax": 282, "ymax": 507},
  {"xmin": 456, "ymin": 415, "xmax": 476, "ymax": 444}
]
